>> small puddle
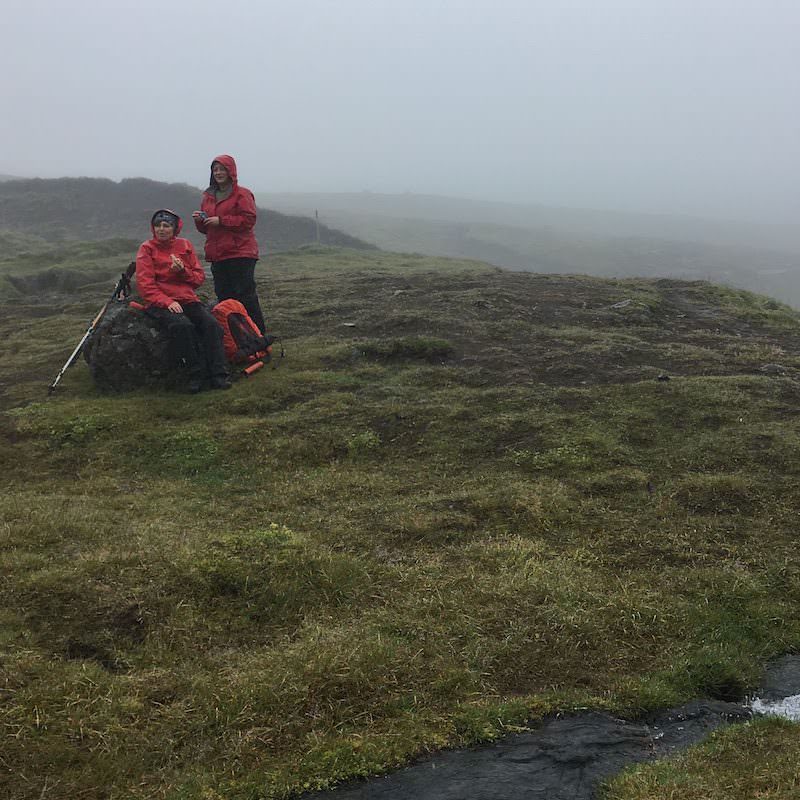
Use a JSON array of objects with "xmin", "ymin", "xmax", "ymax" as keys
[{"xmin": 301, "ymin": 656, "xmax": 800, "ymax": 800}]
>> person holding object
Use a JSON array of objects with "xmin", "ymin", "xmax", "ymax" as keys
[
  {"xmin": 136, "ymin": 209, "xmax": 231, "ymax": 393},
  {"xmin": 192, "ymin": 154, "xmax": 266, "ymax": 334}
]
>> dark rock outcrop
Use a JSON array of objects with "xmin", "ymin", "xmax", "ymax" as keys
[{"xmin": 82, "ymin": 302, "xmax": 188, "ymax": 392}]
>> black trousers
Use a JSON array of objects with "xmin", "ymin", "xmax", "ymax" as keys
[
  {"xmin": 210, "ymin": 257, "xmax": 266, "ymax": 334},
  {"xmin": 147, "ymin": 303, "xmax": 228, "ymax": 381}
]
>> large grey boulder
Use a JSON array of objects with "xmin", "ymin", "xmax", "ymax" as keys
[{"xmin": 83, "ymin": 302, "xmax": 190, "ymax": 392}]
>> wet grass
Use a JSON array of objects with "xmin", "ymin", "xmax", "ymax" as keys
[
  {"xmin": 2, "ymin": 247, "xmax": 800, "ymax": 797},
  {"xmin": 602, "ymin": 717, "xmax": 800, "ymax": 799}
]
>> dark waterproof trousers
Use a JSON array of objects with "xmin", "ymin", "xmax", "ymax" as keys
[
  {"xmin": 210, "ymin": 257, "xmax": 266, "ymax": 334},
  {"xmin": 147, "ymin": 303, "xmax": 228, "ymax": 382}
]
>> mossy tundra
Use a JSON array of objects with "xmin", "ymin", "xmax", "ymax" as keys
[{"xmin": 2, "ymin": 246, "xmax": 800, "ymax": 799}]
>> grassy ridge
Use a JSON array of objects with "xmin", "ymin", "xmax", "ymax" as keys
[
  {"xmin": 259, "ymin": 192, "xmax": 800, "ymax": 308},
  {"xmin": 313, "ymin": 210, "xmax": 800, "ymax": 308},
  {"xmin": 0, "ymin": 177, "xmax": 376, "ymax": 255},
  {"xmin": 2, "ymin": 247, "xmax": 800, "ymax": 798}
]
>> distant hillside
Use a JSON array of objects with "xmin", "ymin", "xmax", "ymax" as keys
[
  {"xmin": 0, "ymin": 178, "xmax": 376, "ymax": 254},
  {"xmin": 259, "ymin": 191, "xmax": 800, "ymax": 255},
  {"xmin": 260, "ymin": 191, "xmax": 800, "ymax": 307}
]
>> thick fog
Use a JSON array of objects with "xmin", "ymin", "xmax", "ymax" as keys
[{"xmin": 2, "ymin": 0, "xmax": 798, "ymax": 223}]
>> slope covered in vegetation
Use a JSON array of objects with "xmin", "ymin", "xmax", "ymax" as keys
[
  {"xmin": 2, "ymin": 247, "xmax": 800, "ymax": 799},
  {"xmin": 0, "ymin": 177, "xmax": 375, "ymax": 252}
]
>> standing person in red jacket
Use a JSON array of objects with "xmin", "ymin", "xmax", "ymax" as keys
[
  {"xmin": 192, "ymin": 154, "xmax": 266, "ymax": 334},
  {"xmin": 136, "ymin": 209, "xmax": 231, "ymax": 393}
]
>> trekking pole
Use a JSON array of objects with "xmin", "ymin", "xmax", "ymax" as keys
[{"xmin": 47, "ymin": 262, "xmax": 136, "ymax": 395}]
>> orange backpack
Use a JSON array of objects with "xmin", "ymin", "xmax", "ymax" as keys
[{"xmin": 211, "ymin": 299, "xmax": 274, "ymax": 364}]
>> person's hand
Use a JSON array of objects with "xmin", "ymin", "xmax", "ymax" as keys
[
  {"xmin": 167, "ymin": 301, "xmax": 183, "ymax": 314},
  {"xmin": 204, "ymin": 215, "xmax": 221, "ymax": 227},
  {"xmin": 170, "ymin": 254, "xmax": 185, "ymax": 272}
]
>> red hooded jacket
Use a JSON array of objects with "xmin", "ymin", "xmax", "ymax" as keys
[
  {"xmin": 194, "ymin": 154, "xmax": 259, "ymax": 262},
  {"xmin": 136, "ymin": 211, "xmax": 206, "ymax": 308}
]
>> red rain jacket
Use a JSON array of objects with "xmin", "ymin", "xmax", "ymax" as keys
[
  {"xmin": 136, "ymin": 211, "xmax": 206, "ymax": 308},
  {"xmin": 194, "ymin": 154, "xmax": 259, "ymax": 262}
]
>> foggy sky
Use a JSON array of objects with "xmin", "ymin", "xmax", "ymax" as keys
[{"xmin": 2, "ymin": 0, "xmax": 798, "ymax": 223}]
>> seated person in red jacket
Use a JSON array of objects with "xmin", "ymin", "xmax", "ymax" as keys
[{"xmin": 136, "ymin": 209, "xmax": 231, "ymax": 392}]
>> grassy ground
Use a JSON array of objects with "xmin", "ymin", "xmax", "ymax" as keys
[{"xmin": 2, "ymin": 246, "xmax": 800, "ymax": 798}]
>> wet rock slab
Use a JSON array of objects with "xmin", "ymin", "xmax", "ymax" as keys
[
  {"xmin": 302, "ymin": 657, "xmax": 800, "ymax": 800},
  {"xmin": 753, "ymin": 654, "xmax": 800, "ymax": 702}
]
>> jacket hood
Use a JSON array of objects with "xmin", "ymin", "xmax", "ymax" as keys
[
  {"xmin": 150, "ymin": 208, "xmax": 183, "ymax": 237},
  {"xmin": 209, "ymin": 154, "xmax": 238, "ymax": 190}
]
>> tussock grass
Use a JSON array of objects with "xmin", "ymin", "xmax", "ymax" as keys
[{"xmin": 3, "ymin": 248, "xmax": 800, "ymax": 797}]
